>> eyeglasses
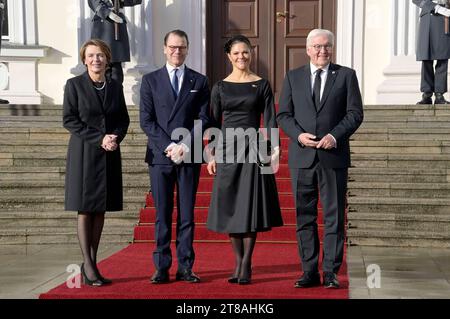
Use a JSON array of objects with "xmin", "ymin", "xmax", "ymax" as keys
[
  {"xmin": 167, "ymin": 45, "xmax": 188, "ymax": 52},
  {"xmin": 310, "ymin": 44, "xmax": 333, "ymax": 52}
]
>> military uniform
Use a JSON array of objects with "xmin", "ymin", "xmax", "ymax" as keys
[{"xmin": 413, "ymin": 0, "xmax": 450, "ymax": 104}]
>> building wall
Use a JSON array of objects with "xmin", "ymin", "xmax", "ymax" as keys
[
  {"xmin": 37, "ymin": 0, "xmax": 79, "ymax": 104},
  {"xmin": 364, "ymin": 0, "xmax": 391, "ymax": 104},
  {"xmin": 2, "ymin": 0, "xmax": 421, "ymax": 105}
]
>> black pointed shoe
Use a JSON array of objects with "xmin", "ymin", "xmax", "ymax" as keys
[
  {"xmin": 323, "ymin": 272, "xmax": 340, "ymax": 289},
  {"xmin": 294, "ymin": 271, "xmax": 321, "ymax": 288},
  {"xmin": 175, "ymin": 269, "xmax": 201, "ymax": 283},
  {"xmin": 416, "ymin": 92, "xmax": 433, "ymax": 105},
  {"xmin": 434, "ymin": 93, "xmax": 450, "ymax": 104},
  {"xmin": 81, "ymin": 263, "xmax": 103, "ymax": 287},
  {"xmin": 150, "ymin": 270, "xmax": 170, "ymax": 284}
]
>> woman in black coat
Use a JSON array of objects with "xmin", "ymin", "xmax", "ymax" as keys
[{"xmin": 63, "ymin": 39, "xmax": 130, "ymax": 286}]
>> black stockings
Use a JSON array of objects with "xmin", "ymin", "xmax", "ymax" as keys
[
  {"xmin": 229, "ymin": 233, "xmax": 257, "ymax": 279},
  {"xmin": 77, "ymin": 212, "xmax": 105, "ymax": 280}
]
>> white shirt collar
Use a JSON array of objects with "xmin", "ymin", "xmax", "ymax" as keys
[
  {"xmin": 166, "ymin": 63, "xmax": 186, "ymax": 74},
  {"xmin": 310, "ymin": 63, "xmax": 330, "ymax": 75}
]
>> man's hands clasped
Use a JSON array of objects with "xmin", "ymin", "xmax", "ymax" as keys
[{"xmin": 298, "ymin": 133, "xmax": 336, "ymax": 150}]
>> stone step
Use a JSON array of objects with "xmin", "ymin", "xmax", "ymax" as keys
[
  {"xmin": 359, "ymin": 121, "xmax": 450, "ymax": 129},
  {"xmin": 350, "ymin": 154, "xmax": 450, "ymax": 169},
  {"xmin": 347, "ymin": 182, "xmax": 450, "ymax": 198},
  {"xmin": 350, "ymin": 140, "xmax": 445, "ymax": 155},
  {"xmin": 0, "ymin": 104, "xmax": 139, "ymax": 116},
  {"xmin": 0, "ymin": 226, "xmax": 134, "ymax": 245},
  {"xmin": 348, "ymin": 196, "xmax": 450, "ymax": 214},
  {"xmin": 0, "ymin": 152, "xmax": 147, "ymax": 167},
  {"xmin": 0, "ymin": 195, "xmax": 146, "ymax": 211},
  {"xmin": 347, "ymin": 212, "xmax": 450, "ymax": 232},
  {"xmin": 353, "ymin": 127, "xmax": 450, "ymax": 140},
  {"xmin": 0, "ymin": 210, "xmax": 138, "ymax": 228},
  {"xmin": 348, "ymin": 167, "xmax": 448, "ymax": 183},
  {"xmin": 346, "ymin": 229, "xmax": 450, "ymax": 248}
]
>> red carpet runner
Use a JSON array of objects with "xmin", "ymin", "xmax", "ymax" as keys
[
  {"xmin": 40, "ymin": 130, "xmax": 349, "ymax": 299},
  {"xmin": 39, "ymin": 243, "xmax": 348, "ymax": 299}
]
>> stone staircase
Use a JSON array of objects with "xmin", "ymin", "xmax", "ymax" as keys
[
  {"xmin": 1, "ymin": 104, "xmax": 450, "ymax": 247},
  {"xmin": 0, "ymin": 105, "xmax": 148, "ymax": 245},
  {"xmin": 347, "ymin": 105, "xmax": 450, "ymax": 247}
]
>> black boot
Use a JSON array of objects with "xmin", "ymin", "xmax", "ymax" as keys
[
  {"xmin": 416, "ymin": 93, "xmax": 432, "ymax": 105},
  {"xmin": 434, "ymin": 93, "xmax": 450, "ymax": 105}
]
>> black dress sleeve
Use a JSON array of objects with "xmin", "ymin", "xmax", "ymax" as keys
[
  {"xmin": 260, "ymin": 80, "xmax": 279, "ymax": 148},
  {"xmin": 210, "ymin": 81, "xmax": 223, "ymax": 129}
]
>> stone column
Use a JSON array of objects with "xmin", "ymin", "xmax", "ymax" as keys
[{"xmin": 376, "ymin": 0, "xmax": 423, "ymax": 104}]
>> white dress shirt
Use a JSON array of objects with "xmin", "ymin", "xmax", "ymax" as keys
[{"xmin": 166, "ymin": 63, "xmax": 185, "ymax": 95}]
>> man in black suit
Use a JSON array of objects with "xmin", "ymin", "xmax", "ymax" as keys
[
  {"xmin": 88, "ymin": 0, "xmax": 142, "ymax": 84},
  {"xmin": 0, "ymin": 0, "xmax": 9, "ymax": 104},
  {"xmin": 277, "ymin": 29, "xmax": 363, "ymax": 289},
  {"xmin": 140, "ymin": 30, "xmax": 210, "ymax": 284}
]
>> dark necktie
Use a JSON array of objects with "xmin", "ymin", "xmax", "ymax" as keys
[
  {"xmin": 313, "ymin": 69, "xmax": 322, "ymax": 109},
  {"xmin": 172, "ymin": 68, "xmax": 179, "ymax": 97}
]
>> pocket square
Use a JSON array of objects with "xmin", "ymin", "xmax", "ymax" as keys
[{"xmin": 190, "ymin": 90, "xmax": 199, "ymax": 93}]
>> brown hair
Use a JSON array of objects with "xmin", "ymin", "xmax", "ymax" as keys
[
  {"xmin": 79, "ymin": 39, "xmax": 112, "ymax": 65},
  {"xmin": 164, "ymin": 29, "xmax": 190, "ymax": 47}
]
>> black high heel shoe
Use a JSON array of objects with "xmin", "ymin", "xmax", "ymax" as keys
[
  {"xmin": 98, "ymin": 275, "xmax": 112, "ymax": 285},
  {"xmin": 227, "ymin": 277, "xmax": 239, "ymax": 284},
  {"xmin": 81, "ymin": 263, "xmax": 103, "ymax": 287}
]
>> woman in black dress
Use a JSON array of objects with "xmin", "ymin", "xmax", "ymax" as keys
[
  {"xmin": 63, "ymin": 39, "xmax": 129, "ymax": 286},
  {"xmin": 206, "ymin": 35, "xmax": 283, "ymax": 284}
]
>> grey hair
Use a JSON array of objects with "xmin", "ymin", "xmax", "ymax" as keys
[{"xmin": 306, "ymin": 29, "xmax": 335, "ymax": 47}]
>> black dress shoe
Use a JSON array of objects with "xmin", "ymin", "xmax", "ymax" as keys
[
  {"xmin": 323, "ymin": 272, "xmax": 340, "ymax": 289},
  {"xmin": 416, "ymin": 93, "xmax": 432, "ymax": 105},
  {"xmin": 434, "ymin": 93, "xmax": 450, "ymax": 104},
  {"xmin": 150, "ymin": 270, "xmax": 169, "ymax": 284},
  {"xmin": 175, "ymin": 269, "xmax": 201, "ymax": 283},
  {"xmin": 294, "ymin": 271, "xmax": 321, "ymax": 288},
  {"xmin": 227, "ymin": 277, "xmax": 239, "ymax": 284},
  {"xmin": 0, "ymin": 98, "xmax": 9, "ymax": 104}
]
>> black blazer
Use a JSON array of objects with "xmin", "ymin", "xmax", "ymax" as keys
[
  {"xmin": 277, "ymin": 63, "xmax": 364, "ymax": 169},
  {"xmin": 139, "ymin": 66, "xmax": 211, "ymax": 165}
]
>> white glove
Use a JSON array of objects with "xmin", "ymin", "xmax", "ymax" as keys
[
  {"xmin": 436, "ymin": 5, "xmax": 450, "ymax": 17},
  {"xmin": 108, "ymin": 11, "xmax": 124, "ymax": 23}
]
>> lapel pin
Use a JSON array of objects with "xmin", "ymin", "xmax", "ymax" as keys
[{"xmin": 252, "ymin": 84, "xmax": 258, "ymax": 88}]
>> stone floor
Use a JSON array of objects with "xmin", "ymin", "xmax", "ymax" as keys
[{"xmin": 0, "ymin": 244, "xmax": 449, "ymax": 299}]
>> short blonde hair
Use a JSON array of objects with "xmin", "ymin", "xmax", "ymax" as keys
[{"xmin": 79, "ymin": 39, "xmax": 112, "ymax": 65}]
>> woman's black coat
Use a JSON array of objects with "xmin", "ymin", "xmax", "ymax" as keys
[{"xmin": 63, "ymin": 72, "xmax": 130, "ymax": 212}]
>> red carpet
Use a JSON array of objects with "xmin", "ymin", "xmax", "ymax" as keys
[
  {"xmin": 40, "ymin": 131, "xmax": 349, "ymax": 299},
  {"xmin": 39, "ymin": 242, "xmax": 348, "ymax": 299}
]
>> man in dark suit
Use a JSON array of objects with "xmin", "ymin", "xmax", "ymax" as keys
[
  {"xmin": 413, "ymin": 0, "xmax": 450, "ymax": 104},
  {"xmin": 88, "ymin": 0, "xmax": 142, "ymax": 84},
  {"xmin": 0, "ymin": 0, "xmax": 9, "ymax": 104},
  {"xmin": 277, "ymin": 29, "xmax": 363, "ymax": 289},
  {"xmin": 140, "ymin": 30, "xmax": 210, "ymax": 284}
]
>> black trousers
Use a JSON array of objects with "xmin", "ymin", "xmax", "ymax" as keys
[
  {"xmin": 149, "ymin": 164, "xmax": 201, "ymax": 272},
  {"xmin": 291, "ymin": 160, "xmax": 347, "ymax": 274},
  {"xmin": 421, "ymin": 60, "xmax": 448, "ymax": 94}
]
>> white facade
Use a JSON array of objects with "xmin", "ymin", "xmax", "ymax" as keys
[{"xmin": 0, "ymin": 0, "xmax": 435, "ymax": 105}]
